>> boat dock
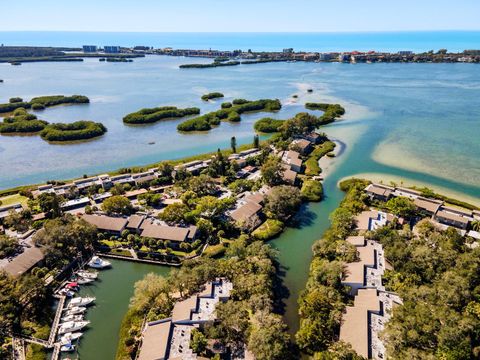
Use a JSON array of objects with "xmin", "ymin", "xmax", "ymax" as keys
[
  {"xmin": 48, "ymin": 295, "xmax": 66, "ymax": 344},
  {"xmin": 12, "ymin": 337, "xmax": 25, "ymax": 360}
]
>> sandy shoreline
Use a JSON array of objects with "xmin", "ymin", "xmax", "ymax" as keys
[
  {"xmin": 318, "ymin": 138, "xmax": 345, "ymax": 180},
  {"xmin": 340, "ymin": 172, "xmax": 480, "ymax": 207}
]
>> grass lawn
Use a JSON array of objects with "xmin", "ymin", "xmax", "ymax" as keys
[
  {"xmin": 252, "ymin": 219, "xmax": 284, "ymax": 241},
  {"xmin": 0, "ymin": 193, "xmax": 29, "ymax": 207}
]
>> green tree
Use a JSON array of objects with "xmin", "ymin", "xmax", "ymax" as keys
[
  {"xmin": 248, "ymin": 311, "xmax": 292, "ymax": 360},
  {"xmin": 190, "ymin": 328, "xmax": 208, "ymax": 354},
  {"xmin": 264, "ymin": 185, "xmax": 302, "ymax": 221},
  {"xmin": 158, "ymin": 203, "xmax": 190, "ymax": 224},
  {"xmin": 261, "ymin": 156, "xmax": 284, "ymax": 186},
  {"xmin": 253, "ymin": 134, "xmax": 260, "ymax": 148},
  {"xmin": 101, "ymin": 195, "xmax": 133, "ymax": 215},
  {"xmin": 37, "ymin": 192, "xmax": 63, "ymax": 218},
  {"xmin": 230, "ymin": 136, "xmax": 237, "ymax": 153},
  {"xmin": 386, "ymin": 196, "xmax": 416, "ymax": 218}
]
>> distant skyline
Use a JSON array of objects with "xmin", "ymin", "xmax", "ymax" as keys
[{"xmin": 2, "ymin": 0, "xmax": 480, "ymax": 32}]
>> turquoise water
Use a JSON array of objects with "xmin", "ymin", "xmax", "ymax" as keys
[{"xmin": 1, "ymin": 31, "xmax": 480, "ymax": 52}]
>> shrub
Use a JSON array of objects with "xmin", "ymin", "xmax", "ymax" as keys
[
  {"xmin": 201, "ymin": 92, "xmax": 224, "ymax": 101},
  {"xmin": 301, "ymin": 180, "xmax": 324, "ymax": 202},
  {"xmin": 9, "ymin": 97, "xmax": 23, "ymax": 103},
  {"xmin": 252, "ymin": 219, "xmax": 284, "ymax": 241},
  {"xmin": 254, "ymin": 117, "xmax": 285, "ymax": 133},
  {"xmin": 31, "ymin": 103, "xmax": 45, "ymax": 110}
]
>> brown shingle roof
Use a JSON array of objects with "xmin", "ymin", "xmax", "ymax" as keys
[
  {"xmin": 126, "ymin": 215, "xmax": 145, "ymax": 230},
  {"xmin": 3, "ymin": 246, "xmax": 44, "ymax": 277},
  {"xmin": 435, "ymin": 210, "xmax": 469, "ymax": 224},
  {"xmin": 346, "ymin": 236, "xmax": 366, "ymax": 246},
  {"xmin": 138, "ymin": 320, "xmax": 172, "ymax": 360},
  {"xmin": 82, "ymin": 214, "xmax": 128, "ymax": 232},
  {"xmin": 414, "ymin": 197, "xmax": 442, "ymax": 213},
  {"xmin": 230, "ymin": 201, "xmax": 262, "ymax": 223},
  {"xmin": 294, "ymin": 139, "xmax": 311, "ymax": 151},
  {"xmin": 171, "ymin": 295, "xmax": 198, "ymax": 322},
  {"xmin": 282, "ymin": 168, "xmax": 297, "ymax": 184},
  {"xmin": 244, "ymin": 192, "xmax": 264, "ymax": 205},
  {"xmin": 340, "ymin": 288, "xmax": 381, "ymax": 358},
  {"xmin": 141, "ymin": 223, "xmax": 190, "ymax": 242},
  {"xmin": 366, "ymin": 184, "xmax": 393, "ymax": 197}
]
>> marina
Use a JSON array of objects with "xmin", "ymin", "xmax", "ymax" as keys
[{"xmin": 11, "ymin": 257, "xmax": 111, "ymax": 360}]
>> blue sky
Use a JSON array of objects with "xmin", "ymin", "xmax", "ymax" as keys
[{"xmin": 2, "ymin": 0, "xmax": 480, "ymax": 32}]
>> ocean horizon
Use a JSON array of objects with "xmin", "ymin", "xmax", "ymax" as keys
[{"xmin": 1, "ymin": 30, "xmax": 479, "ymax": 52}]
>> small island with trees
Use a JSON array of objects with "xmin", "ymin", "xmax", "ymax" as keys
[
  {"xmin": 0, "ymin": 95, "xmax": 89, "ymax": 114},
  {"xmin": 122, "ymin": 106, "xmax": 200, "ymax": 125},
  {"xmin": 177, "ymin": 98, "xmax": 281, "ymax": 132},
  {"xmin": 201, "ymin": 92, "xmax": 224, "ymax": 101},
  {"xmin": 0, "ymin": 94, "xmax": 108, "ymax": 142},
  {"xmin": 40, "ymin": 121, "xmax": 107, "ymax": 142}
]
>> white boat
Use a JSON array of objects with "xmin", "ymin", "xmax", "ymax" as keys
[
  {"xmin": 60, "ymin": 343, "xmax": 76, "ymax": 352},
  {"xmin": 88, "ymin": 256, "xmax": 111, "ymax": 269},
  {"xmin": 77, "ymin": 270, "xmax": 98, "ymax": 279},
  {"xmin": 59, "ymin": 332, "xmax": 82, "ymax": 345},
  {"xmin": 64, "ymin": 306, "xmax": 86, "ymax": 315},
  {"xmin": 68, "ymin": 296, "xmax": 95, "ymax": 308},
  {"xmin": 61, "ymin": 314, "xmax": 84, "ymax": 322},
  {"xmin": 75, "ymin": 277, "xmax": 95, "ymax": 285},
  {"xmin": 58, "ymin": 320, "xmax": 90, "ymax": 335},
  {"xmin": 58, "ymin": 289, "xmax": 75, "ymax": 297}
]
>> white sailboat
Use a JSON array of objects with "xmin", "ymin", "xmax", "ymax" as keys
[
  {"xmin": 58, "ymin": 320, "xmax": 90, "ymax": 335},
  {"xmin": 60, "ymin": 343, "xmax": 76, "ymax": 352},
  {"xmin": 61, "ymin": 314, "xmax": 84, "ymax": 322},
  {"xmin": 64, "ymin": 306, "xmax": 87, "ymax": 316},
  {"xmin": 59, "ymin": 332, "xmax": 83, "ymax": 345},
  {"xmin": 68, "ymin": 296, "xmax": 95, "ymax": 308},
  {"xmin": 77, "ymin": 270, "xmax": 98, "ymax": 279},
  {"xmin": 75, "ymin": 277, "xmax": 95, "ymax": 285},
  {"xmin": 88, "ymin": 256, "xmax": 111, "ymax": 269}
]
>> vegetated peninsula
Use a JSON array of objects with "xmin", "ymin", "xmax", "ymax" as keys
[
  {"xmin": 253, "ymin": 103, "xmax": 345, "ymax": 134},
  {"xmin": 201, "ymin": 92, "xmax": 224, "ymax": 101},
  {"xmin": 0, "ymin": 95, "xmax": 89, "ymax": 113},
  {"xmin": 177, "ymin": 98, "xmax": 281, "ymax": 132},
  {"xmin": 122, "ymin": 106, "xmax": 200, "ymax": 125}
]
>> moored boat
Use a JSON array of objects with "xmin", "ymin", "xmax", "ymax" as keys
[
  {"xmin": 68, "ymin": 296, "xmax": 95, "ymax": 308},
  {"xmin": 59, "ymin": 332, "xmax": 83, "ymax": 345},
  {"xmin": 88, "ymin": 256, "xmax": 111, "ymax": 269},
  {"xmin": 75, "ymin": 276, "xmax": 95, "ymax": 285},
  {"xmin": 58, "ymin": 320, "xmax": 90, "ymax": 335},
  {"xmin": 60, "ymin": 343, "xmax": 76, "ymax": 352},
  {"xmin": 77, "ymin": 270, "xmax": 98, "ymax": 279},
  {"xmin": 61, "ymin": 314, "xmax": 84, "ymax": 322},
  {"xmin": 64, "ymin": 306, "xmax": 86, "ymax": 315}
]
